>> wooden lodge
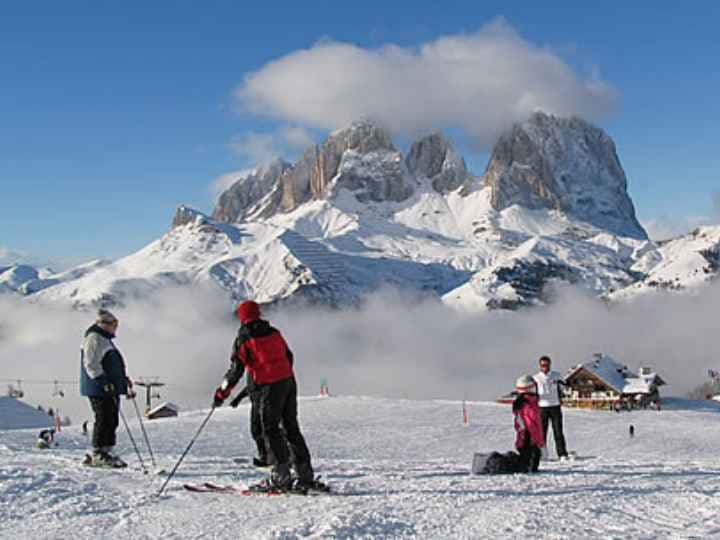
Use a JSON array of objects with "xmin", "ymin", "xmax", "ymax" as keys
[
  {"xmin": 562, "ymin": 353, "xmax": 666, "ymax": 410},
  {"xmin": 495, "ymin": 353, "xmax": 667, "ymax": 410}
]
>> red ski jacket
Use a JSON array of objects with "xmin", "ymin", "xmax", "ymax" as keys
[
  {"xmin": 513, "ymin": 393, "xmax": 545, "ymax": 449},
  {"xmin": 224, "ymin": 320, "xmax": 294, "ymax": 386}
]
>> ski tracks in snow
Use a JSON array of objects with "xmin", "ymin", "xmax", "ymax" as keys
[{"xmin": 2, "ymin": 397, "xmax": 720, "ymax": 538}]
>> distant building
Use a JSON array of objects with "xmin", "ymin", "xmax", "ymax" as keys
[
  {"xmin": 562, "ymin": 353, "xmax": 666, "ymax": 410},
  {"xmin": 145, "ymin": 402, "xmax": 179, "ymax": 420}
]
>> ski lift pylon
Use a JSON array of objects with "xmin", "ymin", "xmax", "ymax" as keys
[{"xmin": 52, "ymin": 380, "xmax": 65, "ymax": 398}]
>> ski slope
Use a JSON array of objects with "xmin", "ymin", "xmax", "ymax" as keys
[{"xmin": 2, "ymin": 396, "xmax": 720, "ymax": 539}]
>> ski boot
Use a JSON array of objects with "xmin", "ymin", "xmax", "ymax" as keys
[
  {"xmin": 248, "ymin": 463, "xmax": 292, "ymax": 494},
  {"xmin": 84, "ymin": 450, "xmax": 127, "ymax": 468},
  {"xmin": 291, "ymin": 475, "xmax": 331, "ymax": 495}
]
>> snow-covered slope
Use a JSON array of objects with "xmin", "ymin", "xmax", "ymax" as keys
[
  {"xmin": 18, "ymin": 115, "xmax": 720, "ymax": 311},
  {"xmin": 0, "ymin": 260, "xmax": 109, "ymax": 297},
  {"xmin": 610, "ymin": 225, "xmax": 720, "ymax": 300},
  {"xmin": 0, "ymin": 397, "xmax": 54, "ymax": 430},
  {"xmin": 2, "ymin": 396, "xmax": 720, "ymax": 538}
]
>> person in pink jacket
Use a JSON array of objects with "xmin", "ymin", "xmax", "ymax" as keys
[{"xmin": 512, "ymin": 375, "xmax": 545, "ymax": 473}]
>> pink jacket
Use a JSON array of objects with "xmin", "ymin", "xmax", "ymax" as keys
[{"xmin": 513, "ymin": 394, "xmax": 545, "ymax": 449}]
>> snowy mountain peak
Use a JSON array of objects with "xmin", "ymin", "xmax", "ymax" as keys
[
  {"xmin": 483, "ymin": 111, "xmax": 647, "ymax": 240},
  {"xmin": 173, "ymin": 205, "xmax": 212, "ymax": 228},
  {"xmin": 211, "ymin": 159, "xmax": 292, "ymax": 223},
  {"xmin": 213, "ymin": 119, "xmax": 411, "ymax": 221},
  {"xmin": 406, "ymin": 132, "xmax": 474, "ymax": 194},
  {"xmin": 327, "ymin": 119, "xmax": 396, "ymax": 153}
]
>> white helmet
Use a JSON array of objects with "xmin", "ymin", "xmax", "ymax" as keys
[{"xmin": 515, "ymin": 374, "xmax": 536, "ymax": 394}]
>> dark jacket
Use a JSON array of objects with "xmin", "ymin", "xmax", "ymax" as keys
[
  {"xmin": 80, "ymin": 325, "xmax": 129, "ymax": 397},
  {"xmin": 222, "ymin": 319, "xmax": 294, "ymax": 389}
]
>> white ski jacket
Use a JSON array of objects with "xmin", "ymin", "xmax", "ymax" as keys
[{"xmin": 533, "ymin": 370, "xmax": 564, "ymax": 408}]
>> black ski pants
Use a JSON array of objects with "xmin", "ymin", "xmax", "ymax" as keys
[
  {"xmin": 249, "ymin": 391, "xmax": 266, "ymax": 461},
  {"xmin": 89, "ymin": 396, "xmax": 119, "ymax": 450},
  {"xmin": 257, "ymin": 377, "xmax": 311, "ymax": 477},
  {"xmin": 540, "ymin": 405, "xmax": 568, "ymax": 458},
  {"xmin": 518, "ymin": 444, "xmax": 541, "ymax": 472}
]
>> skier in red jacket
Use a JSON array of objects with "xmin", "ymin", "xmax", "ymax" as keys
[
  {"xmin": 513, "ymin": 375, "xmax": 545, "ymax": 473},
  {"xmin": 212, "ymin": 301, "xmax": 323, "ymax": 493}
]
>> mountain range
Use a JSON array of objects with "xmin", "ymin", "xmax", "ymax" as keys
[{"xmin": 3, "ymin": 112, "xmax": 718, "ymax": 311}]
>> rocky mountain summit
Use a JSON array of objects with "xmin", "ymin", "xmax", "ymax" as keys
[
  {"xmin": 484, "ymin": 112, "xmax": 646, "ymax": 239},
  {"xmin": 9, "ymin": 113, "xmax": 718, "ymax": 311},
  {"xmin": 211, "ymin": 114, "xmax": 645, "ymax": 242}
]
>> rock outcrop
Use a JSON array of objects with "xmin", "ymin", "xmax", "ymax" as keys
[
  {"xmin": 212, "ymin": 159, "xmax": 291, "ymax": 223},
  {"xmin": 406, "ymin": 132, "xmax": 473, "ymax": 193},
  {"xmin": 483, "ymin": 112, "xmax": 647, "ymax": 239}
]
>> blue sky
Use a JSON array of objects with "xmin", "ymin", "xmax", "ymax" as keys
[{"xmin": 1, "ymin": 1, "xmax": 719, "ymax": 266}]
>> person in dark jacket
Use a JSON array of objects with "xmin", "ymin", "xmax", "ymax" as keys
[
  {"xmin": 231, "ymin": 373, "xmax": 270, "ymax": 467},
  {"xmin": 80, "ymin": 309, "xmax": 132, "ymax": 467},
  {"xmin": 213, "ymin": 300, "xmax": 317, "ymax": 491}
]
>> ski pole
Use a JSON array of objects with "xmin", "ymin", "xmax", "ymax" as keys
[
  {"xmin": 118, "ymin": 404, "xmax": 149, "ymax": 475},
  {"xmin": 130, "ymin": 394, "xmax": 157, "ymax": 469},
  {"xmin": 157, "ymin": 407, "xmax": 215, "ymax": 497}
]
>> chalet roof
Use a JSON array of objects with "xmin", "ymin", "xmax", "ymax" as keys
[
  {"xmin": 566, "ymin": 355, "xmax": 628, "ymax": 393},
  {"xmin": 565, "ymin": 355, "xmax": 666, "ymax": 395},
  {"xmin": 147, "ymin": 402, "xmax": 179, "ymax": 416}
]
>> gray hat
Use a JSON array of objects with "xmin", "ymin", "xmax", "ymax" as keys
[{"xmin": 96, "ymin": 309, "xmax": 118, "ymax": 325}]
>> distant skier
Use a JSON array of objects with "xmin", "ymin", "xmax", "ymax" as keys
[
  {"xmin": 629, "ymin": 424, "xmax": 635, "ymax": 438},
  {"xmin": 213, "ymin": 300, "xmax": 324, "ymax": 492},
  {"xmin": 513, "ymin": 375, "xmax": 545, "ymax": 472},
  {"xmin": 79, "ymin": 309, "xmax": 132, "ymax": 468},
  {"xmin": 534, "ymin": 356, "xmax": 569, "ymax": 460}
]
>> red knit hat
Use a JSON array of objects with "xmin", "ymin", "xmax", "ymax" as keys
[{"xmin": 236, "ymin": 300, "xmax": 261, "ymax": 324}]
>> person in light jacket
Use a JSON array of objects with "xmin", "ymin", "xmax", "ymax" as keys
[
  {"xmin": 80, "ymin": 309, "xmax": 132, "ymax": 467},
  {"xmin": 533, "ymin": 355, "xmax": 569, "ymax": 460}
]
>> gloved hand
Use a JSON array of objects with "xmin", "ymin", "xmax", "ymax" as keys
[
  {"xmin": 230, "ymin": 393, "xmax": 244, "ymax": 408},
  {"xmin": 213, "ymin": 386, "xmax": 231, "ymax": 408},
  {"xmin": 103, "ymin": 382, "xmax": 115, "ymax": 395}
]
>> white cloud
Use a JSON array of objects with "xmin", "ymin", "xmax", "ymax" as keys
[
  {"xmin": 235, "ymin": 18, "xmax": 617, "ymax": 149},
  {"xmin": 227, "ymin": 132, "xmax": 280, "ymax": 164},
  {"xmin": 227, "ymin": 125, "xmax": 315, "ymax": 165},
  {"xmin": 279, "ymin": 125, "xmax": 315, "ymax": 149},
  {"xmin": 2, "ymin": 282, "xmax": 718, "ymax": 422},
  {"xmin": 210, "ymin": 168, "xmax": 255, "ymax": 201}
]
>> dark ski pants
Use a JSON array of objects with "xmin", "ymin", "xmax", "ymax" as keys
[
  {"xmin": 540, "ymin": 406, "xmax": 568, "ymax": 458},
  {"xmin": 258, "ymin": 377, "xmax": 312, "ymax": 480},
  {"xmin": 518, "ymin": 444, "xmax": 542, "ymax": 472},
  {"xmin": 249, "ymin": 391, "xmax": 266, "ymax": 461},
  {"xmin": 89, "ymin": 396, "xmax": 119, "ymax": 450},
  {"xmin": 251, "ymin": 391, "xmax": 293, "ymax": 466}
]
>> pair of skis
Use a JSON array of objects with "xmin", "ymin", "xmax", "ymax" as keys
[{"xmin": 183, "ymin": 479, "xmax": 331, "ymax": 496}]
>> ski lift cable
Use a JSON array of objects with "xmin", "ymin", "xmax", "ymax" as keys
[{"xmin": 0, "ymin": 379, "xmax": 79, "ymax": 385}]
